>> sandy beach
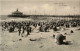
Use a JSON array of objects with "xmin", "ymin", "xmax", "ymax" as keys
[{"xmin": 0, "ymin": 26, "xmax": 80, "ymax": 51}]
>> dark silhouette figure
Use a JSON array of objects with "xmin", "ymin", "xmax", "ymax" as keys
[
  {"xmin": 71, "ymin": 30, "xmax": 74, "ymax": 33},
  {"xmin": 26, "ymin": 26, "xmax": 31, "ymax": 36},
  {"xmin": 9, "ymin": 26, "xmax": 14, "ymax": 32},
  {"xmin": 56, "ymin": 34, "xmax": 66, "ymax": 45},
  {"xmin": 18, "ymin": 25, "xmax": 21, "ymax": 36},
  {"xmin": 53, "ymin": 26, "xmax": 57, "ymax": 31},
  {"xmin": 39, "ymin": 25, "xmax": 44, "ymax": 32}
]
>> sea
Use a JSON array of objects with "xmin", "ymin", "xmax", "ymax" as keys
[
  {"xmin": 0, "ymin": 15, "xmax": 74, "ymax": 23},
  {"xmin": 0, "ymin": 15, "xmax": 57, "ymax": 22}
]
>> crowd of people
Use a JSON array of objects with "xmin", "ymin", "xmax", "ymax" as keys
[
  {"xmin": 1, "ymin": 19, "xmax": 80, "ymax": 37},
  {"xmin": 1, "ymin": 19, "xmax": 80, "ymax": 45}
]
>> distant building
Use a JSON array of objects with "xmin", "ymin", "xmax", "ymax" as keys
[
  {"xmin": 8, "ymin": 9, "xmax": 27, "ymax": 17},
  {"xmin": 12, "ymin": 9, "xmax": 23, "ymax": 15}
]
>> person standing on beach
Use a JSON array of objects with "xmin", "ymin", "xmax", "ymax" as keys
[
  {"xmin": 18, "ymin": 24, "xmax": 21, "ymax": 36},
  {"xmin": 26, "ymin": 25, "xmax": 31, "ymax": 36}
]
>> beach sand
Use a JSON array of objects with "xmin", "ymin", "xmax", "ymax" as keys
[{"xmin": 0, "ymin": 26, "xmax": 80, "ymax": 51}]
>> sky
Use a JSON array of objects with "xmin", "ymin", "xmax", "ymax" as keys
[{"xmin": 0, "ymin": 0, "xmax": 80, "ymax": 15}]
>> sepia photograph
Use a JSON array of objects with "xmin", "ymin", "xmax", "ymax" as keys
[{"xmin": 0, "ymin": 0, "xmax": 80, "ymax": 51}]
